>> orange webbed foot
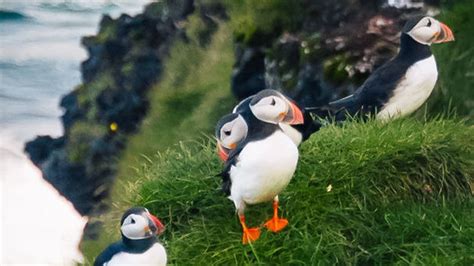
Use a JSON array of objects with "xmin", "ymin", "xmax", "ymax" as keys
[
  {"xmin": 264, "ymin": 198, "xmax": 289, "ymax": 232},
  {"xmin": 242, "ymin": 227, "xmax": 261, "ymax": 244},
  {"xmin": 264, "ymin": 217, "xmax": 288, "ymax": 232},
  {"xmin": 239, "ymin": 214, "xmax": 261, "ymax": 244}
]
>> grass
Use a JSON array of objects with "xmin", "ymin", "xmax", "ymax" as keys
[
  {"xmin": 225, "ymin": 0, "xmax": 303, "ymax": 45},
  {"xmin": 427, "ymin": 0, "xmax": 474, "ymax": 119},
  {"xmin": 128, "ymin": 117, "xmax": 473, "ymax": 264}
]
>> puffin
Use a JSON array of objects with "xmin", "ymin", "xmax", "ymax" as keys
[
  {"xmin": 215, "ymin": 113, "xmax": 248, "ymax": 161},
  {"xmin": 94, "ymin": 207, "xmax": 166, "ymax": 266},
  {"xmin": 216, "ymin": 98, "xmax": 303, "ymax": 244},
  {"xmin": 329, "ymin": 16, "xmax": 454, "ymax": 121},
  {"xmin": 216, "ymin": 89, "xmax": 309, "ymax": 161},
  {"xmin": 233, "ymin": 89, "xmax": 322, "ymax": 146}
]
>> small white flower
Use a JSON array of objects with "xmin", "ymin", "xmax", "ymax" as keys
[{"xmin": 326, "ymin": 184, "xmax": 333, "ymax": 192}]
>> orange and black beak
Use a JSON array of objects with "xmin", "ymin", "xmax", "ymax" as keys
[
  {"xmin": 217, "ymin": 142, "xmax": 230, "ymax": 161},
  {"xmin": 148, "ymin": 213, "xmax": 165, "ymax": 235},
  {"xmin": 433, "ymin": 22, "xmax": 454, "ymax": 43},
  {"xmin": 282, "ymin": 101, "xmax": 304, "ymax": 125}
]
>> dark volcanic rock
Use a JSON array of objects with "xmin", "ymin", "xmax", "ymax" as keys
[
  {"xmin": 60, "ymin": 92, "xmax": 84, "ymax": 130},
  {"xmin": 40, "ymin": 151, "xmax": 92, "ymax": 214},
  {"xmin": 231, "ymin": 46, "xmax": 266, "ymax": 100},
  {"xmin": 96, "ymin": 89, "xmax": 148, "ymax": 133},
  {"xmin": 293, "ymin": 64, "xmax": 335, "ymax": 108},
  {"xmin": 80, "ymin": 35, "xmax": 105, "ymax": 84},
  {"xmin": 25, "ymin": 136, "xmax": 65, "ymax": 166},
  {"xmin": 124, "ymin": 51, "xmax": 162, "ymax": 93},
  {"xmin": 164, "ymin": 0, "xmax": 195, "ymax": 20}
]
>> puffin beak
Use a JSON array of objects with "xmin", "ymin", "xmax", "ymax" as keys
[
  {"xmin": 144, "ymin": 225, "xmax": 151, "ymax": 234},
  {"xmin": 278, "ymin": 112, "xmax": 286, "ymax": 121},
  {"xmin": 148, "ymin": 214, "xmax": 165, "ymax": 235},
  {"xmin": 433, "ymin": 22, "xmax": 454, "ymax": 43},
  {"xmin": 283, "ymin": 101, "xmax": 304, "ymax": 125},
  {"xmin": 217, "ymin": 143, "xmax": 229, "ymax": 161}
]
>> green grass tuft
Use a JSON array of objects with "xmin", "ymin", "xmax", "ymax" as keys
[
  {"xmin": 66, "ymin": 121, "xmax": 106, "ymax": 163},
  {"xmin": 226, "ymin": 0, "xmax": 303, "ymax": 45},
  {"xmin": 129, "ymin": 118, "xmax": 473, "ymax": 265}
]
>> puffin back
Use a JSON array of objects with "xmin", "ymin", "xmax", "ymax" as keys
[{"xmin": 329, "ymin": 33, "xmax": 433, "ymax": 120}]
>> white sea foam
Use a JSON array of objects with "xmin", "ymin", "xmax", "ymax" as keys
[{"xmin": 1, "ymin": 125, "xmax": 88, "ymax": 265}]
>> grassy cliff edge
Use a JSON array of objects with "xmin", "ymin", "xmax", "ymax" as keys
[{"xmin": 131, "ymin": 118, "xmax": 473, "ymax": 264}]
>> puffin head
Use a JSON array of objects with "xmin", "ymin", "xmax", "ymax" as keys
[
  {"xmin": 215, "ymin": 113, "xmax": 248, "ymax": 161},
  {"xmin": 249, "ymin": 89, "xmax": 304, "ymax": 125},
  {"xmin": 120, "ymin": 207, "xmax": 165, "ymax": 240},
  {"xmin": 402, "ymin": 16, "xmax": 454, "ymax": 45}
]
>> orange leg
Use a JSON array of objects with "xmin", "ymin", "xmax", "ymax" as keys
[
  {"xmin": 264, "ymin": 198, "xmax": 288, "ymax": 232},
  {"xmin": 239, "ymin": 214, "xmax": 261, "ymax": 244}
]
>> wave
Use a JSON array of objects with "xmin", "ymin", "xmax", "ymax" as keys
[
  {"xmin": 0, "ymin": 92, "xmax": 34, "ymax": 102},
  {"xmin": 0, "ymin": 61, "xmax": 24, "ymax": 68},
  {"xmin": 39, "ymin": 2, "xmax": 119, "ymax": 13},
  {"xmin": 0, "ymin": 10, "xmax": 29, "ymax": 21},
  {"xmin": 0, "ymin": 86, "xmax": 38, "ymax": 102}
]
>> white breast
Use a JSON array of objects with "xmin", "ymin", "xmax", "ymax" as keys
[
  {"xmin": 106, "ymin": 243, "xmax": 167, "ymax": 266},
  {"xmin": 377, "ymin": 55, "xmax": 438, "ymax": 120},
  {"xmin": 229, "ymin": 130, "xmax": 299, "ymax": 207},
  {"xmin": 279, "ymin": 123, "xmax": 302, "ymax": 146}
]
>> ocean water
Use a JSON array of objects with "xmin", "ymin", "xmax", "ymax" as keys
[{"xmin": 0, "ymin": 0, "xmax": 150, "ymax": 264}]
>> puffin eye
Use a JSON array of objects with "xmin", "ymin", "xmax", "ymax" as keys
[
  {"xmin": 130, "ymin": 218, "xmax": 135, "ymax": 224},
  {"xmin": 270, "ymin": 98, "xmax": 276, "ymax": 106},
  {"xmin": 224, "ymin": 130, "xmax": 231, "ymax": 136},
  {"xmin": 426, "ymin": 20, "xmax": 431, "ymax": 27}
]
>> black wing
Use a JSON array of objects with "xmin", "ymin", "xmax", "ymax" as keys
[
  {"xmin": 217, "ymin": 165, "xmax": 232, "ymax": 196},
  {"xmin": 329, "ymin": 56, "xmax": 410, "ymax": 119},
  {"xmin": 217, "ymin": 144, "xmax": 245, "ymax": 196},
  {"xmin": 291, "ymin": 109, "xmax": 324, "ymax": 141},
  {"xmin": 328, "ymin": 93, "xmax": 364, "ymax": 121},
  {"xmin": 94, "ymin": 242, "xmax": 125, "ymax": 266},
  {"xmin": 328, "ymin": 94, "xmax": 359, "ymax": 112}
]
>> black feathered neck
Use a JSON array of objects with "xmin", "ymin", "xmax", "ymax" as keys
[
  {"xmin": 398, "ymin": 33, "xmax": 432, "ymax": 62},
  {"xmin": 121, "ymin": 234, "xmax": 156, "ymax": 253},
  {"xmin": 240, "ymin": 107, "xmax": 279, "ymax": 143}
]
